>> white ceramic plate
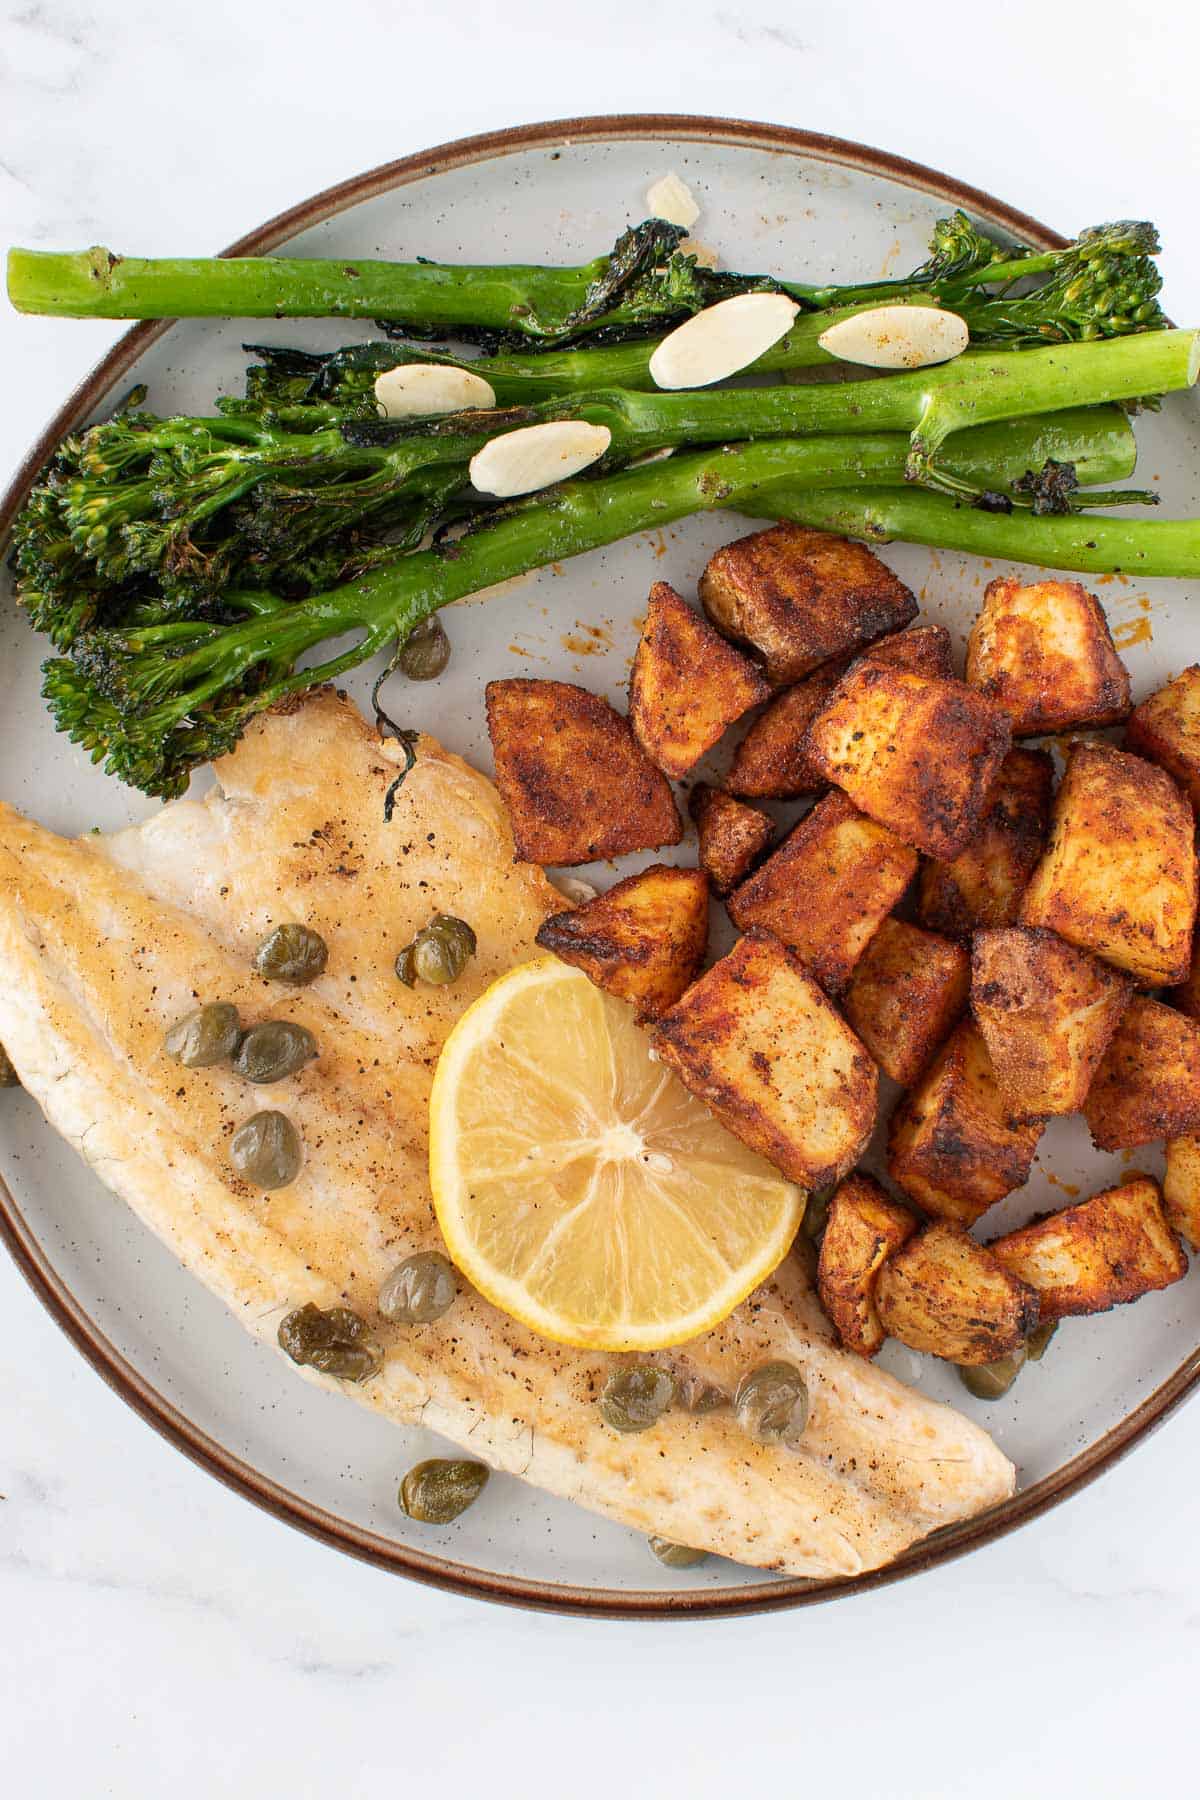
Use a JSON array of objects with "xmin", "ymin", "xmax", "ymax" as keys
[{"xmin": 3, "ymin": 117, "xmax": 1200, "ymax": 1617}]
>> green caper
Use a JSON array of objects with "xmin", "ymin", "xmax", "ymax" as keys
[
  {"xmin": 733, "ymin": 1361, "xmax": 810, "ymax": 1445},
  {"xmin": 277, "ymin": 1302, "xmax": 379, "ymax": 1381},
  {"xmin": 802, "ymin": 1187, "xmax": 832, "ymax": 1243},
  {"xmin": 395, "ymin": 914, "xmax": 477, "ymax": 988},
  {"xmin": 253, "ymin": 924, "xmax": 329, "ymax": 985},
  {"xmin": 397, "ymin": 616, "xmax": 452, "ymax": 682},
  {"xmin": 231, "ymin": 1111, "xmax": 303, "ymax": 1189},
  {"xmin": 648, "ymin": 1536, "xmax": 707, "ymax": 1569},
  {"xmin": 598, "ymin": 1364, "xmax": 675, "ymax": 1433},
  {"xmin": 164, "ymin": 1001, "xmax": 242, "ymax": 1068},
  {"xmin": 400, "ymin": 1458, "xmax": 489, "ymax": 1523},
  {"xmin": 1026, "ymin": 1320, "xmax": 1058, "ymax": 1362},
  {"xmin": 957, "ymin": 1342, "xmax": 1028, "ymax": 1400},
  {"xmin": 379, "ymin": 1251, "xmax": 457, "ymax": 1325},
  {"xmin": 673, "ymin": 1371, "xmax": 727, "ymax": 1415},
  {"xmin": 233, "ymin": 1019, "xmax": 318, "ymax": 1083},
  {"xmin": 0, "ymin": 1041, "xmax": 19, "ymax": 1088}
]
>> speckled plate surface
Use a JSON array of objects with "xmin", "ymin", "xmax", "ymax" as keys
[{"xmin": 2, "ymin": 116, "xmax": 1199, "ymax": 1616}]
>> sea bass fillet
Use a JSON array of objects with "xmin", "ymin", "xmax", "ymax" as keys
[{"xmin": 0, "ymin": 689, "xmax": 1013, "ymax": 1576}]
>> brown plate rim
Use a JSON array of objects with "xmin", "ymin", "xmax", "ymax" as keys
[{"xmin": 1, "ymin": 110, "xmax": 1193, "ymax": 1619}]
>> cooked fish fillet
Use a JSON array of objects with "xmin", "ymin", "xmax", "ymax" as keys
[{"xmin": 0, "ymin": 689, "xmax": 1013, "ymax": 1577}]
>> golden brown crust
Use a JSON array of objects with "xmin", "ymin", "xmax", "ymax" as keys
[
  {"xmin": 803, "ymin": 662, "xmax": 1013, "ymax": 860},
  {"xmin": 965, "ymin": 576, "xmax": 1131, "ymax": 736},
  {"xmin": 1126, "ymin": 664, "xmax": 1200, "ymax": 811},
  {"xmin": 628, "ymin": 581, "xmax": 771, "ymax": 779},
  {"xmin": 727, "ymin": 790, "xmax": 917, "ymax": 995},
  {"xmin": 688, "ymin": 784, "xmax": 774, "ymax": 894},
  {"xmin": 990, "ymin": 1178, "xmax": 1186, "ymax": 1321},
  {"xmin": 917, "ymin": 748, "xmax": 1054, "ymax": 937},
  {"xmin": 842, "ymin": 917, "xmax": 970, "ymax": 1087},
  {"xmin": 817, "ymin": 1174, "xmax": 919, "ymax": 1357},
  {"xmin": 1163, "ymin": 1136, "xmax": 1200, "ymax": 1250},
  {"xmin": 651, "ymin": 928, "xmax": 877, "ymax": 1187},
  {"xmin": 1081, "ymin": 994, "xmax": 1200, "ymax": 1150},
  {"xmin": 874, "ymin": 1224, "xmax": 1040, "ymax": 1366},
  {"xmin": 535, "ymin": 864, "xmax": 709, "ymax": 1020},
  {"xmin": 699, "ymin": 524, "xmax": 917, "ymax": 686},
  {"xmin": 485, "ymin": 678, "xmax": 681, "ymax": 866},
  {"xmin": 725, "ymin": 659, "xmax": 848, "ymax": 799},
  {"xmin": 859, "ymin": 623, "xmax": 955, "ymax": 680}
]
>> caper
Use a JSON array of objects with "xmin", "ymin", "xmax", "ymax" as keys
[
  {"xmin": 802, "ymin": 1187, "xmax": 832, "ymax": 1243},
  {"xmin": 673, "ymin": 1371, "xmax": 727, "ymax": 1415},
  {"xmin": 0, "ymin": 1041, "xmax": 19, "ymax": 1088},
  {"xmin": 395, "ymin": 914, "xmax": 477, "ymax": 988},
  {"xmin": 400, "ymin": 1458, "xmax": 489, "ymax": 1523},
  {"xmin": 1026, "ymin": 1319, "xmax": 1058, "ymax": 1362},
  {"xmin": 253, "ymin": 924, "xmax": 329, "ymax": 985},
  {"xmin": 278, "ymin": 1302, "xmax": 379, "ymax": 1381},
  {"xmin": 231, "ymin": 1111, "xmax": 303, "ymax": 1189},
  {"xmin": 648, "ymin": 1536, "xmax": 707, "ymax": 1569},
  {"xmin": 379, "ymin": 1251, "xmax": 457, "ymax": 1325},
  {"xmin": 164, "ymin": 1001, "xmax": 242, "ymax": 1068},
  {"xmin": 957, "ymin": 1343, "xmax": 1028, "ymax": 1400},
  {"xmin": 397, "ymin": 616, "xmax": 452, "ymax": 682},
  {"xmin": 598, "ymin": 1364, "xmax": 675, "ymax": 1433},
  {"xmin": 233, "ymin": 1019, "xmax": 318, "ymax": 1084},
  {"xmin": 733, "ymin": 1361, "xmax": 810, "ymax": 1445}
]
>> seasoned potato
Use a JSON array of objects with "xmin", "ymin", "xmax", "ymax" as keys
[
  {"xmin": 874, "ymin": 1223, "xmax": 1040, "ymax": 1366},
  {"xmin": 485, "ymin": 678, "xmax": 681, "ymax": 866},
  {"xmin": 628, "ymin": 581, "xmax": 771, "ymax": 778},
  {"xmin": 859, "ymin": 622, "xmax": 954, "ymax": 680},
  {"xmin": 917, "ymin": 748, "xmax": 1054, "ymax": 937},
  {"xmin": 699, "ymin": 523, "xmax": 917, "ymax": 685},
  {"xmin": 990, "ymin": 1177, "xmax": 1186, "ymax": 1320},
  {"xmin": 1163, "ymin": 1135, "xmax": 1200, "ymax": 1250},
  {"xmin": 1020, "ymin": 742, "xmax": 1196, "ymax": 985},
  {"xmin": 842, "ymin": 917, "xmax": 970, "ymax": 1087},
  {"xmin": 688, "ymin": 784, "xmax": 773, "ymax": 894},
  {"xmin": 803, "ymin": 662, "xmax": 1012, "ymax": 860},
  {"xmin": 971, "ymin": 926, "xmax": 1131, "ymax": 1119},
  {"xmin": 535, "ymin": 864, "xmax": 709, "ymax": 1020},
  {"xmin": 651, "ymin": 928, "xmax": 877, "ymax": 1187},
  {"xmin": 725, "ymin": 659, "xmax": 848, "ymax": 799},
  {"xmin": 887, "ymin": 1021, "xmax": 1043, "ymax": 1225},
  {"xmin": 1081, "ymin": 995, "xmax": 1200, "ymax": 1150},
  {"xmin": 817, "ymin": 1174, "xmax": 919, "ymax": 1357},
  {"xmin": 1126, "ymin": 664, "xmax": 1200, "ymax": 810},
  {"xmin": 727, "ymin": 790, "xmax": 917, "ymax": 994},
  {"xmin": 965, "ymin": 576, "xmax": 1131, "ymax": 735}
]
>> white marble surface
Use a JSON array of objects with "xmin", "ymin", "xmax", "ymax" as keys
[{"xmin": 3, "ymin": 1, "xmax": 1200, "ymax": 1792}]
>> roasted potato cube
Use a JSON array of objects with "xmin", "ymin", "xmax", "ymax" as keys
[
  {"xmin": 817, "ymin": 1174, "xmax": 919, "ymax": 1357},
  {"xmin": 724, "ymin": 658, "xmax": 848, "ymax": 800},
  {"xmin": 971, "ymin": 926, "xmax": 1131, "ymax": 1120},
  {"xmin": 699, "ymin": 524, "xmax": 916, "ymax": 685},
  {"xmin": 535, "ymin": 864, "xmax": 709, "ymax": 1019},
  {"xmin": 874, "ymin": 1223, "xmax": 1039, "ymax": 1365},
  {"xmin": 628, "ymin": 581, "xmax": 771, "ymax": 778},
  {"xmin": 965, "ymin": 576, "xmax": 1131, "ymax": 736},
  {"xmin": 917, "ymin": 748, "xmax": 1054, "ymax": 936},
  {"xmin": 688, "ymin": 785, "xmax": 773, "ymax": 894},
  {"xmin": 651, "ymin": 928, "xmax": 877, "ymax": 1187},
  {"xmin": 859, "ymin": 622, "xmax": 954, "ymax": 680},
  {"xmin": 804, "ymin": 662, "xmax": 1012, "ymax": 860},
  {"xmin": 887, "ymin": 1021, "xmax": 1043, "ymax": 1225},
  {"xmin": 1163, "ymin": 1135, "xmax": 1200, "ymax": 1250},
  {"xmin": 1020, "ymin": 742, "xmax": 1196, "ymax": 986},
  {"xmin": 485, "ymin": 678, "xmax": 681, "ymax": 866},
  {"xmin": 842, "ymin": 917, "xmax": 970, "ymax": 1086},
  {"xmin": 990, "ymin": 1177, "xmax": 1186, "ymax": 1320},
  {"xmin": 1081, "ymin": 995, "xmax": 1200, "ymax": 1150},
  {"xmin": 727, "ymin": 790, "xmax": 917, "ymax": 994},
  {"xmin": 1127, "ymin": 664, "xmax": 1200, "ymax": 810}
]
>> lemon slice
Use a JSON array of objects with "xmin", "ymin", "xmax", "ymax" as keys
[{"xmin": 429, "ymin": 958, "xmax": 805, "ymax": 1350}]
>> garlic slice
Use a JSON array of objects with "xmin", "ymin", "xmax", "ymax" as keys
[
  {"xmin": 817, "ymin": 305, "xmax": 969, "ymax": 370},
  {"xmin": 649, "ymin": 292, "xmax": 800, "ymax": 391},
  {"xmin": 375, "ymin": 363, "xmax": 497, "ymax": 418},
  {"xmin": 645, "ymin": 172, "xmax": 701, "ymax": 231},
  {"xmin": 469, "ymin": 421, "xmax": 613, "ymax": 498}
]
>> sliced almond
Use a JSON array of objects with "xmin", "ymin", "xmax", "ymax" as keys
[
  {"xmin": 818, "ymin": 305, "xmax": 969, "ymax": 370},
  {"xmin": 649, "ymin": 292, "xmax": 800, "ymax": 391},
  {"xmin": 374, "ymin": 363, "xmax": 497, "ymax": 418},
  {"xmin": 469, "ymin": 420, "xmax": 612, "ymax": 498},
  {"xmin": 645, "ymin": 172, "xmax": 700, "ymax": 230}
]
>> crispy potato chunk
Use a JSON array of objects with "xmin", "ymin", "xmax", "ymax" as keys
[
  {"xmin": 725, "ymin": 659, "xmax": 848, "ymax": 800},
  {"xmin": 817, "ymin": 1174, "xmax": 919, "ymax": 1357},
  {"xmin": 875, "ymin": 1223, "xmax": 1039, "ymax": 1365},
  {"xmin": 887, "ymin": 1022, "xmax": 1043, "ymax": 1225},
  {"xmin": 1081, "ymin": 995, "xmax": 1200, "ymax": 1150},
  {"xmin": 1127, "ymin": 664, "xmax": 1200, "ymax": 810},
  {"xmin": 727, "ymin": 790, "xmax": 917, "ymax": 994},
  {"xmin": 651, "ymin": 928, "xmax": 877, "ymax": 1187},
  {"xmin": 535, "ymin": 864, "xmax": 709, "ymax": 1020},
  {"xmin": 1163, "ymin": 1135, "xmax": 1200, "ymax": 1250},
  {"xmin": 971, "ymin": 926, "xmax": 1131, "ymax": 1120},
  {"xmin": 804, "ymin": 662, "xmax": 1012, "ymax": 860},
  {"xmin": 842, "ymin": 917, "xmax": 970, "ymax": 1087},
  {"xmin": 917, "ymin": 748, "xmax": 1053, "ymax": 937},
  {"xmin": 628, "ymin": 581, "xmax": 771, "ymax": 778},
  {"xmin": 1020, "ymin": 742, "xmax": 1196, "ymax": 985},
  {"xmin": 990, "ymin": 1178, "xmax": 1186, "ymax": 1321},
  {"xmin": 699, "ymin": 524, "xmax": 917, "ymax": 685},
  {"xmin": 859, "ymin": 623, "xmax": 954, "ymax": 680},
  {"xmin": 486, "ymin": 678, "xmax": 681, "ymax": 866},
  {"xmin": 965, "ymin": 576, "xmax": 1131, "ymax": 736},
  {"xmin": 688, "ymin": 785, "xmax": 773, "ymax": 894}
]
